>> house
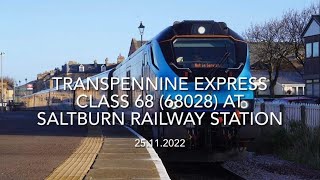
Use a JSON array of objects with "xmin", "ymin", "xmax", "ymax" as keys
[
  {"xmin": 301, "ymin": 15, "xmax": 320, "ymax": 98},
  {"xmin": 0, "ymin": 81, "xmax": 14, "ymax": 105},
  {"xmin": 62, "ymin": 60, "xmax": 107, "ymax": 75},
  {"xmin": 29, "ymin": 59, "xmax": 118, "ymax": 94},
  {"xmin": 251, "ymin": 70, "xmax": 305, "ymax": 96},
  {"xmin": 128, "ymin": 38, "xmax": 147, "ymax": 56},
  {"xmin": 15, "ymin": 82, "xmax": 34, "ymax": 102}
]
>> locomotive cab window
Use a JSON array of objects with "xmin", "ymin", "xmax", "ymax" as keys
[{"xmin": 173, "ymin": 38, "xmax": 236, "ymax": 69}]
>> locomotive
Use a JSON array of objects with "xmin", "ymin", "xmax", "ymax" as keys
[{"xmin": 21, "ymin": 20, "xmax": 255, "ymax": 160}]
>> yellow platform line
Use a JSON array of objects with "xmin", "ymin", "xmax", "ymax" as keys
[{"xmin": 46, "ymin": 126, "xmax": 103, "ymax": 180}]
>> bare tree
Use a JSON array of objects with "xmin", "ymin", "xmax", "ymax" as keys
[
  {"xmin": 282, "ymin": 3, "xmax": 320, "ymax": 67},
  {"xmin": 245, "ymin": 19, "xmax": 292, "ymax": 96},
  {"xmin": 244, "ymin": 3, "xmax": 320, "ymax": 97},
  {"xmin": 3, "ymin": 76, "xmax": 15, "ymax": 87}
]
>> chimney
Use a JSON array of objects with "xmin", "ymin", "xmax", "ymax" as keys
[
  {"xmin": 105, "ymin": 58, "xmax": 109, "ymax": 66},
  {"xmin": 64, "ymin": 63, "xmax": 69, "ymax": 74},
  {"xmin": 117, "ymin": 53, "xmax": 125, "ymax": 63},
  {"xmin": 94, "ymin": 60, "xmax": 98, "ymax": 68}
]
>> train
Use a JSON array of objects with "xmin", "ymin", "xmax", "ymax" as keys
[{"xmin": 21, "ymin": 20, "xmax": 255, "ymax": 161}]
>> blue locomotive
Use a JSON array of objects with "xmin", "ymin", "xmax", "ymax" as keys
[
  {"xmin": 21, "ymin": 20, "xmax": 255, "ymax": 160},
  {"xmin": 112, "ymin": 20, "xmax": 254, "ymax": 149}
]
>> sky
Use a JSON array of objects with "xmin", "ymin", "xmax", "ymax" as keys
[{"xmin": 0, "ymin": 0, "xmax": 318, "ymax": 83}]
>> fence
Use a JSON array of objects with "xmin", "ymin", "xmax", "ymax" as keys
[{"xmin": 254, "ymin": 102, "xmax": 320, "ymax": 128}]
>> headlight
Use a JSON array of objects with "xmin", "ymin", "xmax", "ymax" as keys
[{"xmin": 198, "ymin": 26, "xmax": 206, "ymax": 34}]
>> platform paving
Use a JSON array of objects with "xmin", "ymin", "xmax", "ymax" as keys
[
  {"xmin": 0, "ymin": 111, "xmax": 86, "ymax": 180},
  {"xmin": 84, "ymin": 125, "xmax": 165, "ymax": 180},
  {"xmin": 0, "ymin": 112, "xmax": 169, "ymax": 179}
]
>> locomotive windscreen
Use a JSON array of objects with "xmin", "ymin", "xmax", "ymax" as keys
[
  {"xmin": 156, "ymin": 21, "xmax": 248, "ymax": 80},
  {"xmin": 173, "ymin": 38, "xmax": 236, "ymax": 69}
]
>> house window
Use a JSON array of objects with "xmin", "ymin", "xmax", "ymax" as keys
[
  {"xmin": 101, "ymin": 65, "xmax": 106, "ymax": 72},
  {"xmin": 306, "ymin": 43, "xmax": 312, "ymax": 58},
  {"xmin": 306, "ymin": 80, "xmax": 313, "ymax": 96},
  {"xmin": 314, "ymin": 82, "xmax": 320, "ymax": 97},
  {"xmin": 313, "ymin": 42, "xmax": 319, "ymax": 57},
  {"xmin": 79, "ymin": 64, "xmax": 84, "ymax": 72}
]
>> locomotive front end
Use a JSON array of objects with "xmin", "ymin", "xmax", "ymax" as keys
[{"xmin": 153, "ymin": 20, "xmax": 255, "ymax": 154}]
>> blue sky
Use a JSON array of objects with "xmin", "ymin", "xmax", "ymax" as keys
[{"xmin": 0, "ymin": 0, "xmax": 317, "ymax": 83}]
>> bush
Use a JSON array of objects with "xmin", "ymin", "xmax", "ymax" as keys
[{"xmin": 254, "ymin": 122, "xmax": 320, "ymax": 169}]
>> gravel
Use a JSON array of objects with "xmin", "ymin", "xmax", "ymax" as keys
[{"xmin": 223, "ymin": 153, "xmax": 320, "ymax": 180}]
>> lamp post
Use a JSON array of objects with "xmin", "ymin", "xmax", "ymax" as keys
[
  {"xmin": 15, "ymin": 83, "xmax": 18, "ymax": 103},
  {"xmin": 0, "ymin": 52, "xmax": 4, "ymax": 111},
  {"xmin": 138, "ymin": 21, "xmax": 145, "ymax": 47}
]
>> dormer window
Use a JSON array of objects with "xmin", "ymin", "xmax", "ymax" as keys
[
  {"xmin": 79, "ymin": 64, "xmax": 84, "ymax": 72},
  {"xmin": 101, "ymin": 65, "xmax": 106, "ymax": 72}
]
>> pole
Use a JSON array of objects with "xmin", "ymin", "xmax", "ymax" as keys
[
  {"xmin": 13, "ymin": 83, "xmax": 15, "ymax": 103},
  {"xmin": 0, "ymin": 52, "xmax": 3, "ymax": 111},
  {"xmin": 140, "ymin": 34, "xmax": 143, "ymax": 47}
]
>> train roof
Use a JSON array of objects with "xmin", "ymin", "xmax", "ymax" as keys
[{"xmin": 155, "ymin": 20, "xmax": 245, "ymax": 42}]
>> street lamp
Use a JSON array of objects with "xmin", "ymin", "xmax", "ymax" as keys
[
  {"xmin": 138, "ymin": 21, "xmax": 145, "ymax": 47},
  {"xmin": 15, "ymin": 82, "xmax": 18, "ymax": 103},
  {"xmin": 0, "ymin": 52, "xmax": 4, "ymax": 111}
]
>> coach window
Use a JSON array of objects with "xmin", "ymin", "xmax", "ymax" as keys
[
  {"xmin": 144, "ymin": 53, "xmax": 148, "ymax": 65},
  {"xmin": 126, "ymin": 71, "xmax": 132, "ymax": 106},
  {"xmin": 150, "ymin": 46, "xmax": 159, "ymax": 69}
]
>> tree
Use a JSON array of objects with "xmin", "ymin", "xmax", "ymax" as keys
[
  {"xmin": 282, "ymin": 3, "xmax": 320, "ymax": 67},
  {"xmin": 3, "ymin": 76, "xmax": 15, "ymax": 87},
  {"xmin": 244, "ymin": 3, "xmax": 320, "ymax": 97},
  {"xmin": 245, "ymin": 19, "xmax": 291, "ymax": 96}
]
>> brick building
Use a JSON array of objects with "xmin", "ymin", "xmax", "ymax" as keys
[{"xmin": 128, "ymin": 38, "xmax": 147, "ymax": 56}]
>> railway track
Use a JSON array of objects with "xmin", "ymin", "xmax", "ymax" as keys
[{"xmin": 163, "ymin": 162, "xmax": 243, "ymax": 180}]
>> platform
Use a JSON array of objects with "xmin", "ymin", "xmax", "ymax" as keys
[
  {"xmin": 0, "ymin": 112, "xmax": 170, "ymax": 180},
  {"xmin": 85, "ymin": 125, "xmax": 170, "ymax": 179}
]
